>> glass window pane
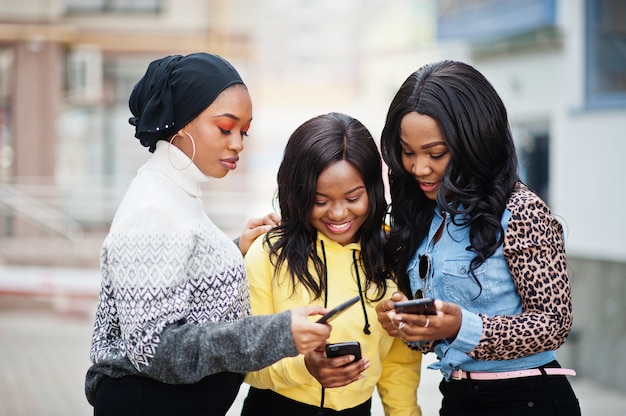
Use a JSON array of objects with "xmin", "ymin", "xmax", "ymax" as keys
[
  {"xmin": 586, "ymin": 0, "xmax": 626, "ymax": 108},
  {"xmin": 66, "ymin": 0, "xmax": 106, "ymax": 11},
  {"xmin": 115, "ymin": 0, "xmax": 161, "ymax": 12},
  {"xmin": 67, "ymin": 0, "xmax": 161, "ymax": 13}
]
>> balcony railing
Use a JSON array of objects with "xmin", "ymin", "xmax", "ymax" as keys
[{"xmin": 0, "ymin": 175, "xmax": 276, "ymax": 241}]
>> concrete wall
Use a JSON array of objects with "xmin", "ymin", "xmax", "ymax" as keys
[
  {"xmin": 559, "ymin": 256, "xmax": 626, "ymax": 391},
  {"xmin": 13, "ymin": 41, "xmax": 62, "ymax": 178},
  {"xmin": 0, "ymin": 0, "xmax": 65, "ymax": 21}
]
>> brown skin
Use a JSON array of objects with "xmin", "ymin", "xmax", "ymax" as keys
[
  {"xmin": 309, "ymin": 161, "xmax": 369, "ymax": 247},
  {"xmin": 399, "ymin": 112, "xmax": 451, "ymax": 200},
  {"xmin": 238, "ymin": 212, "xmax": 281, "ymax": 255},
  {"xmin": 290, "ymin": 306, "xmax": 334, "ymax": 354},
  {"xmin": 171, "ymin": 84, "xmax": 252, "ymax": 179},
  {"xmin": 375, "ymin": 292, "xmax": 463, "ymax": 343},
  {"xmin": 304, "ymin": 346, "xmax": 370, "ymax": 388}
]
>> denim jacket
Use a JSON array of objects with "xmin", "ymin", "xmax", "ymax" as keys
[{"xmin": 407, "ymin": 183, "xmax": 571, "ymax": 380}]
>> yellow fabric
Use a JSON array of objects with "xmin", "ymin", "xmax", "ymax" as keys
[{"xmin": 244, "ymin": 233, "xmax": 422, "ymax": 415}]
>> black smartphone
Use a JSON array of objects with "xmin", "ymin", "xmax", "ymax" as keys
[
  {"xmin": 394, "ymin": 298, "xmax": 437, "ymax": 315},
  {"xmin": 316, "ymin": 295, "xmax": 360, "ymax": 323},
  {"xmin": 325, "ymin": 341, "xmax": 362, "ymax": 361}
]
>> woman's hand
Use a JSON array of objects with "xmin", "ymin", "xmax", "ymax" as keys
[
  {"xmin": 238, "ymin": 213, "xmax": 281, "ymax": 255},
  {"xmin": 393, "ymin": 299, "xmax": 462, "ymax": 342},
  {"xmin": 289, "ymin": 306, "xmax": 332, "ymax": 354},
  {"xmin": 375, "ymin": 291, "xmax": 408, "ymax": 337},
  {"xmin": 304, "ymin": 346, "xmax": 370, "ymax": 388}
]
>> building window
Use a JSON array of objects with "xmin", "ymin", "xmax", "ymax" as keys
[
  {"xmin": 0, "ymin": 48, "xmax": 14, "ymax": 184},
  {"xmin": 437, "ymin": 0, "xmax": 556, "ymax": 41},
  {"xmin": 586, "ymin": 0, "xmax": 626, "ymax": 109},
  {"xmin": 66, "ymin": 0, "xmax": 162, "ymax": 13},
  {"xmin": 514, "ymin": 124, "xmax": 550, "ymax": 204}
]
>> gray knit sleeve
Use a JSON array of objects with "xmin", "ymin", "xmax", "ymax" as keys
[{"xmin": 141, "ymin": 310, "xmax": 297, "ymax": 384}]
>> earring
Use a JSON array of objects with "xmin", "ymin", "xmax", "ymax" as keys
[{"xmin": 168, "ymin": 132, "xmax": 196, "ymax": 170}]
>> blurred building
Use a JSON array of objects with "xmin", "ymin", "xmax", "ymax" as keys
[
  {"xmin": 0, "ymin": 0, "xmax": 430, "ymax": 263},
  {"xmin": 0, "ymin": 0, "xmax": 263, "ymax": 248}
]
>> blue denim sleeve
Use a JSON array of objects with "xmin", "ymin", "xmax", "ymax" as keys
[{"xmin": 447, "ymin": 308, "xmax": 482, "ymax": 353}]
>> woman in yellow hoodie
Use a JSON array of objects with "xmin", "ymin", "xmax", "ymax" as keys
[{"xmin": 241, "ymin": 113, "xmax": 422, "ymax": 416}]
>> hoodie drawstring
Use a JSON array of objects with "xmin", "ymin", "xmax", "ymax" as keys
[
  {"xmin": 353, "ymin": 250, "xmax": 371, "ymax": 335},
  {"xmin": 316, "ymin": 241, "xmax": 370, "ymax": 415},
  {"xmin": 318, "ymin": 240, "xmax": 327, "ymax": 415}
]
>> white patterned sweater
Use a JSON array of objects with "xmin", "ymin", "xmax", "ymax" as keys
[{"xmin": 85, "ymin": 141, "xmax": 296, "ymax": 405}]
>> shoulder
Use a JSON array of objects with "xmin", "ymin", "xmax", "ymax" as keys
[
  {"xmin": 244, "ymin": 232, "xmax": 275, "ymax": 261},
  {"xmin": 506, "ymin": 182, "xmax": 547, "ymax": 211},
  {"xmin": 504, "ymin": 182, "xmax": 563, "ymax": 248},
  {"xmin": 505, "ymin": 182, "xmax": 555, "ymax": 223},
  {"xmin": 246, "ymin": 232, "xmax": 267, "ymax": 254}
]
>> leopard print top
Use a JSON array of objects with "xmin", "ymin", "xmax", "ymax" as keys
[{"xmin": 469, "ymin": 182, "xmax": 572, "ymax": 360}]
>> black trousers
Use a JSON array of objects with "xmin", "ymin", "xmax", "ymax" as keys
[
  {"xmin": 93, "ymin": 372, "xmax": 244, "ymax": 416},
  {"xmin": 439, "ymin": 363, "xmax": 580, "ymax": 416},
  {"xmin": 241, "ymin": 386, "xmax": 371, "ymax": 416}
]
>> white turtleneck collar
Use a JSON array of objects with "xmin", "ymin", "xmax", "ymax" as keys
[{"xmin": 141, "ymin": 140, "xmax": 211, "ymax": 198}]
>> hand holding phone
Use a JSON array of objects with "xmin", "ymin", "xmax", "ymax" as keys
[
  {"xmin": 316, "ymin": 295, "xmax": 360, "ymax": 323},
  {"xmin": 394, "ymin": 298, "xmax": 437, "ymax": 315},
  {"xmin": 325, "ymin": 341, "xmax": 362, "ymax": 361}
]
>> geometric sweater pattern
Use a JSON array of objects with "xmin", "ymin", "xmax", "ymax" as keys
[
  {"xmin": 85, "ymin": 143, "xmax": 297, "ymax": 407},
  {"xmin": 91, "ymin": 230, "xmax": 250, "ymax": 370},
  {"xmin": 89, "ymin": 142, "xmax": 250, "ymax": 371}
]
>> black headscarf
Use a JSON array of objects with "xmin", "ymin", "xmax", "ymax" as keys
[{"xmin": 129, "ymin": 53, "xmax": 245, "ymax": 152}]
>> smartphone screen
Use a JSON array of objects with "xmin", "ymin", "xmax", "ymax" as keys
[
  {"xmin": 394, "ymin": 298, "xmax": 437, "ymax": 315},
  {"xmin": 325, "ymin": 341, "xmax": 362, "ymax": 361}
]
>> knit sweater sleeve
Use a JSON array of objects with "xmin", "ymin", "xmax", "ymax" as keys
[
  {"xmin": 91, "ymin": 205, "xmax": 298, "ymax": 384},
  {"xmin": 86, "ymin": 307, "xmax": 297, "ymax": 401},
  {"xmin": 145, "ymin": 311, "xmax": 297, "ymax": 383}
]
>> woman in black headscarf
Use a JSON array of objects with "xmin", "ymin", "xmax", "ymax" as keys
[{"xmin": 85, "ymin": 53, "xmax": 331, "ymax": 416}]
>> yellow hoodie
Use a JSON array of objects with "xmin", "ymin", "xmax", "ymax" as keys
[{"xmin": 244, "ymin": 233, "xmax": 422, "ymax": 415}]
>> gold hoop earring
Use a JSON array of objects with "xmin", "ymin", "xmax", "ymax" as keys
[{"xmin": 168, "ymin": 132, "xmax": 196, "ymax": 170}]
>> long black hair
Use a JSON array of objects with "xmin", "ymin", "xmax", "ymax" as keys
[
  {"xmin": 380, "ymin": 60, "xmax": 520, "ymax": 297},
  {"xmin": 266, "ymin": 112, "xmax": 388, "ymax": 301}
]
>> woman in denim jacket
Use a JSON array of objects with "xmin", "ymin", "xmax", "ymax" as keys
[{"xmin": 375, "ymin": 60, "xmax": 580, "ymax": 415}]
